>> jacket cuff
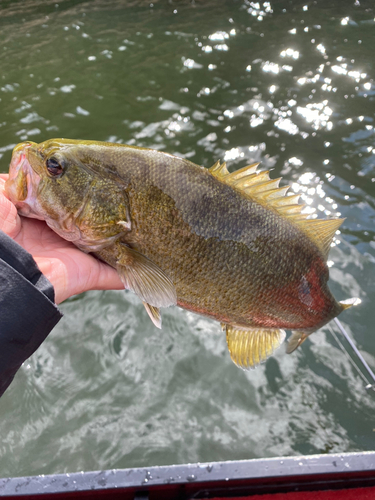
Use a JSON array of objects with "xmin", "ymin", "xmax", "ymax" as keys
[{"xmin": 0, "ymin": 231, "xmax": 63, "ymax": 396}]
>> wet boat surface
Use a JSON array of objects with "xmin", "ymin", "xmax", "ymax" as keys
[{"xmin": 1, "ymin": 452, "xmax": 375, "ymax": 499}]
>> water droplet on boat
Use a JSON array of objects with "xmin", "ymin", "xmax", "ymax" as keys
[
  {"xmin": 186, "ymin": 474, "xmax": 196, "ymax": 482},
  {"xmin": 143, "ymin": 470, "xmax": 152, "ymax": 484}
]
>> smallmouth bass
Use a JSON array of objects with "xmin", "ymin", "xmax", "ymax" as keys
[{"xmin": 5, "ymin": 139, "xmax": 357, "ymax": 369}]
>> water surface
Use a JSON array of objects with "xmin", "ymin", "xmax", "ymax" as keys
[{"xmin": 0, "ymin": 0, "xmax": 375, "ymax": 477}]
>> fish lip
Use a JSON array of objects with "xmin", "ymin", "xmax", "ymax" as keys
[
  {"xmin": 8, "ymin": 141, "xmax": 35, "ymax": 178},
  {"xmin": 5, "ymin": 142, "xmax": 41, "ymax": 217}
]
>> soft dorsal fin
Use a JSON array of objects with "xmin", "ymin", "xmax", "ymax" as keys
[
  {"xmin": 296, "ymin": 218, "xmax": 344, "ymax": 260},
  {"xmin": 209, "ymin": 161, "xmax": 343, "ymax": 260}
]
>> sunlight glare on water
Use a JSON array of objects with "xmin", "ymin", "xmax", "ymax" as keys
[{"xmin": 0, "ymin": 0, "xmax": 374, "ymax": 478}]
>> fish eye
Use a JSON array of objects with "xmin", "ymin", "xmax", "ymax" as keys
[{"xmin": 46, "ymin": 157, "xmax": 64, "ymax": 177}]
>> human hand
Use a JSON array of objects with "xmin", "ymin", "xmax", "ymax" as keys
[{"xmin": 0, "ymin": 174, "xmax": 124, "ymax": 304}]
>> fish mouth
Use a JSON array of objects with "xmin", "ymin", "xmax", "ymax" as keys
[{"xmin": 5, "ymin": 141, "xmax": 42, "ymax": 218}]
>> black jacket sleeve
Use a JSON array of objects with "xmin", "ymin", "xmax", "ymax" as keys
[{"xmin": 0, "ymin": 231, "xmax": 62, "ymax": 397}]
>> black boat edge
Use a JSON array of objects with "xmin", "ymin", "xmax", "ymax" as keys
[{"xmin": 1, "ymin": 451, "xmax": 375, "ymax": 499}]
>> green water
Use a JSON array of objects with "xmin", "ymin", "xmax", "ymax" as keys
[{"xmin": 0, "ymin": 0, "xmax": 375, "ymax": 478}]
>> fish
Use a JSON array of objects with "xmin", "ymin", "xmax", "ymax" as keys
[{"xmin": 5, "ymin": 139, "xmax": 358, "ymax": 370}]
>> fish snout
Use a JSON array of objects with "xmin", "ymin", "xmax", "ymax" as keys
[
  {"xmin": 5, "ymin": 142, "xmax": 40, "ymax": 216},
  {"xmin": 12, "ymin": 141, "xmax": 37, "ymax": 155},
  {"xmin": 8, "ymin": 141, "xmax": 36, "ymax": 178}
]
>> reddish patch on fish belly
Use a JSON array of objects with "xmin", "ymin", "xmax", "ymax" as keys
[
  {"xmin": 177, "ymin": 259, "xmax": 333, "ymax": 331},
  {"xmin": 304, "ymin": 264, "xmax": 329, "ymax": 312},
  {"xmin": 261, "ymin": 263, "xmax": 332, "ymax": 330}
]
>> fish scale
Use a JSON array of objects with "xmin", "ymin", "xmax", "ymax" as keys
[{"xmin": 5, "ymin": 139, "xmax": 356, "ymax": 370}]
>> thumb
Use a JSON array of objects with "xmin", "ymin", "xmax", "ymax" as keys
[{"xmin": 0, "ymin": 176, "xmax": 22, "ymax": 238}]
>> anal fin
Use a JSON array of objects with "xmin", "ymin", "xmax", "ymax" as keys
[
  {"xmin": 224, "ymin": 325, "xmax": 286, "ymax": 370},
  {"xmin": 143, "ymin": 302, "xmax": 162, "ymax": 329}
]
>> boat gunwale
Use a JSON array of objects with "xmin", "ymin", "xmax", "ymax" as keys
[{"xmin": 1, "ymin": 451, "xmax": 375, "ymax": 499}]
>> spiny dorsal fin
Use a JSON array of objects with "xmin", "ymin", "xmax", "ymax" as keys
[
  {"xmin": 224, "ymin": 162, "xmax": 260, "ymax": 181},
  {"xmin": 209, "ymin": 161, "xmax": 343, "ymax": 260},
  {"xmin": 224, "ymin": 324, "xmax": 286, "ymax": 370},
  {"xmin": 209, "ymin": 160, "xmax": 229, "ymax": 177}
]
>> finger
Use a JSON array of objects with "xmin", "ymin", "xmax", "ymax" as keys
[
  {"xmin": 36, "ymin": 248, "xmax": 124, "ymax": 305},
  {"xmin": 91, "ymin": 260, "xmax": 124, "ymax": 292}
]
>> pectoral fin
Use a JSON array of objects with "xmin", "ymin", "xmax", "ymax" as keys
[
  {"xmin": 224, "ymin": 324, "xmax": 286, "ymax": 370},
  {"xmin": 143, "ymin": 302, "xmax": 162, "ymax": 329},
  {"xmin": 286, "ymin": 331, "xmax": 309, "ymax": 354},
  {"xmin": 117, "ymin": 245, "xmax": 177, "ymax": 308}
]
